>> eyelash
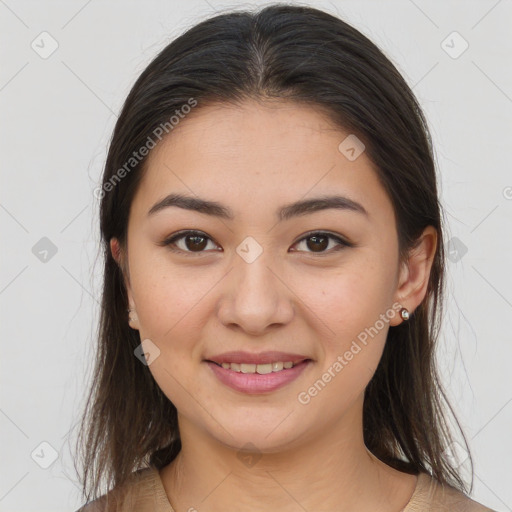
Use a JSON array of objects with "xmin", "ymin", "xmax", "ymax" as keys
[{"xmin": 159, "ymin": 230, "xmax": 353, "ymax": 256}]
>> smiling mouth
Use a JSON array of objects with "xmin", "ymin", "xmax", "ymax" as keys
[{"xmin": 206, "ymin": 359, "xmax": 312, "ymax": 374}]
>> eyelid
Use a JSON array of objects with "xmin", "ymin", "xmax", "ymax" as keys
[
  {"xmin": 292, "ymin": 230, "xmax": 352, "ymax": 248},
  {"xmin": 158, "ymin": 229, "xmax": 220, "ymax": 254},
  {"xmin": 160, "ymin": 229, "xmax": 353, "ymax": 255}
]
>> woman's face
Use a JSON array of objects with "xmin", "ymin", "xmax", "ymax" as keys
[{"xmin": 112, "ymin": 99, "xmax": 429, "ymax": 453}]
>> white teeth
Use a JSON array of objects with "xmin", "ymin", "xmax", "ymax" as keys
[
  {"xmin": 255, "ymin": 363, "xmax": 273, "ymax": 374},
  {"xmin": 241, "ymin": 363, "xmax": 256, "ymax": 373},
  {"xmin": 217, "ymin": 361, "xmax": 299, "ymax": 373}
]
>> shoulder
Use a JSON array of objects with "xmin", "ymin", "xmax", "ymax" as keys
[
  {"xmin": 74, "ymin": 498, "xmax": 107, "ymax": 512},
  {"xmin": 404, "ymin": 472, "xmax": 497, "ymax": 512},
  {"xmin": 74, "ymin": 467, "xmax": 163, "ymax": 512},
  {"xmin": 74, "ymin": 500, "xmax": 105, "ymax": 512}
]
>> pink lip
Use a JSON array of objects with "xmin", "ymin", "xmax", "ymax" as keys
[
  {"xmin": 205, "ymin": 360, "xmax": 312, "ymax": 394},
  {"xmin": 205, "ymin": 350, "xmax": 311, "ymax": 365}
]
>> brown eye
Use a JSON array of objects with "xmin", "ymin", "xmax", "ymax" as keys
[
  {"xmin": 291, "ymin": 232, "xmax": 351, "ymax": 254},
  {"xmin": 161, "ymin": 230, "xmax": 219, "ymax": 254},
  {"xmin": 305, "ymin": 234, "xmax": 329, "ymax": 252},
  {"xmin": 182, "ymin": 233, "xmax": 208, "ymax": 251},
  {"xmin": 161, "ymin": 230, "xmax": 351, "ymax": 256}
]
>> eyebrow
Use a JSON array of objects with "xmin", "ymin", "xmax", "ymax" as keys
[{"xmin": 147, "ymin": 193, "xmax": 369, "ymax": 221}]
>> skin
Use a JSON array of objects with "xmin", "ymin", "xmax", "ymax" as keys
[{"xmin": 110, "ymin": 99, "xmax": 437, "ymax": 512}]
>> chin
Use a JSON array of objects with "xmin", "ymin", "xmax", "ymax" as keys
[{"xmin": 206, "ymin": 417, "xmax": 306, "ymax": 454}]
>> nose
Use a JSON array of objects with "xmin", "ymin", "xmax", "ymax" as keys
[{"xmin": 217, "ymin": 252, "xmax": 295, "ymax": 336}]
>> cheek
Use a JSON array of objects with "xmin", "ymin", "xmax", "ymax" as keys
[
  {"xmin": 294, "ymin": 271, "xmax": 392, "ymax": 410},
  {"xmin": 294, "ymin": 257, "xmax": 393, "ymax": 341},
  {"xmin": 129, "ymin": 250, "xmax": 214, "ymax": 341},
  {"xmin": 291, "ymin": 258, "xmax": 394, "ymax": 403},
  {"xmin": 130, "ymin": 262, "xmax": 213, "ymax": 408}
]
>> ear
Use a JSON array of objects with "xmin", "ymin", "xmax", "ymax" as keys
[
  {"xmin": 110, "ymin": 237, "xmax": 140, "ymax": 330},
  {"xmin": 389, "ymin": 226, "xmax": 438, "ymax": 326}
]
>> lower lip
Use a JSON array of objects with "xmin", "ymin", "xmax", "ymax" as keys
[{"xmin": 205, "ymin": 360, "xmax": 312, "ymax": 394}]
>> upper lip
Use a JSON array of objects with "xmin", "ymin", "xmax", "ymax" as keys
[{"xmin": 205, "ymin": 351, "xmax": 311, "ymax": 365}]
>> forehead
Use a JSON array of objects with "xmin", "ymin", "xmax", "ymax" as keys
[{"xmin": 130, "ymin": 99, "xmax": 395, "ymax": 227}]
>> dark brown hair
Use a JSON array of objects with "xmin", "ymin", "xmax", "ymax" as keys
[{"xmin": 74, "ymin": 2, "xmax": 474, "ymax": 506}]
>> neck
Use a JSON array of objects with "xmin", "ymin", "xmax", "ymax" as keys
[{"xmin": 159, "ymin": 395, "xmax": 417, "ymax": 512}]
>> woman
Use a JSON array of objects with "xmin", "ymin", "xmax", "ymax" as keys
[{"xmin": 74, "ymin": 4, "xmax": 496, "ymax": 511}]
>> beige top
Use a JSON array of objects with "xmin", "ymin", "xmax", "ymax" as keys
[{"xmin": 77, "ymin": 466, "xmax": 497, "ymax": 511}]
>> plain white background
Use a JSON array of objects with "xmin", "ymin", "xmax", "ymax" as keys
[{"xmin": 1, "ymin": 0, "xmax": 511, "ymax": 511}]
